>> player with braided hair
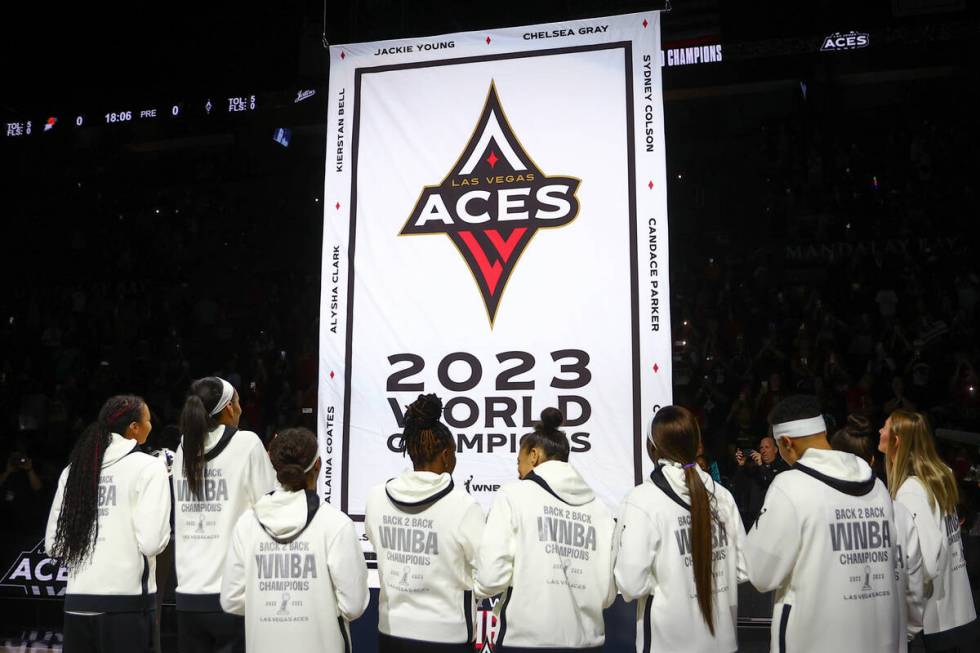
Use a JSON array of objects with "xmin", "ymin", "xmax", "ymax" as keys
[
  {"xmin": 365, "ymin": 394, "xmax": 485, "ymax": 653},
  {"xmin": 397, "ymin": 392, "xmax": 457, "ymax": 469},
  {"xmin": 45, "ymin": 395, "xmax": 171, "ymax": 653}
]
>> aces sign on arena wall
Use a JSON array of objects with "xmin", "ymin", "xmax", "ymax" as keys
[{"xmin": 319, "ymin": 11, "xmax": 670, "ymax": 536}]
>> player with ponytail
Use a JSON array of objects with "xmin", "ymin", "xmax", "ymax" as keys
[
  {"xmin": 476, "ymin": 407, "xmax": 616, "ymax": 652},
  {"xmin": 615, "ymin": 405, "xmax": 746, "ymax": 652},
  {"xmin": 221, "ymin": 427, "xmax": 368, "ymax": 652},
  {"xmin": 46, "ymin": 395, "xmax": 171, "ymax": 653},
  {"xmin": 173, "ymin": 377, "xmax": 276, "ymax": 653}
]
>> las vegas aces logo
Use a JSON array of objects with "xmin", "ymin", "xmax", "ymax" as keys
[{"xmin": 401, "ymin": 82, "xmax": 581, "ymax": 324}]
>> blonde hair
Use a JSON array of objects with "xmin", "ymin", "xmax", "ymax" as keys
[{"xmin": 884, "ymin": 410, "xmax": 958, "ymax": 515}]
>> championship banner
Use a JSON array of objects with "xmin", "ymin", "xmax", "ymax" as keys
[{"xmin": 318, "ymin": 10, "xmax": 671, "ymax": 555}]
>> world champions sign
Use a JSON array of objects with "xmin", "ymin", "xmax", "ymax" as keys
[{"xmin": 318, "ymin": 11, "xmax": 672, "ymax": 567}]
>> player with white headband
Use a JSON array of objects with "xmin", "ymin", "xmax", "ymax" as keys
[
  {"xmin": 744, "ymin": 395, "xmax": 900, "ymax": 652},
  {"xmin": 173, "ymin": 377, "xmax": 277, "ymax": 653}
]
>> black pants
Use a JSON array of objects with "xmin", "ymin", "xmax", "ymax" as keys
[
  {"xmin": 378, "ymin": 632, "xmax": 471, "ymax": 653},
  {"xmin": 497, "ymin": 649, "xmax": 602, "ymax": 653},
  {"xmin": 921, "ymin": 618, "xmax": 980, "ymax": 653},
  {"xmin": 497, "ymin": 648, "xmax": 603, "ymax": 653},
  {"xmin": 63, "ymin": 611, "xmax": 153, "ymax": 653},
  {"xmin": 153, "ymin": 540, "xmax": 175, "ymax": 653},
  {"xmin": 177, "ymin": 610, "xmax": 245, "ymax": 653}
]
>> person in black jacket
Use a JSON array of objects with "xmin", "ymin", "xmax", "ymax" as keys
[{"xmin": 732, "ymin": 434, "xmax": 789, "ymax": 527}]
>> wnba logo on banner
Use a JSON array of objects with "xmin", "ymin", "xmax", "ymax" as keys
[
  {"xmin": 463, "ymin": 475, "xmax": 501, "ymax": 495},
  {"xmin": 400, "ymin": 82, "xmax": 580, "ymax": 324}
]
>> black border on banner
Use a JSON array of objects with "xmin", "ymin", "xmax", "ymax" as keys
[{"xmin": 341, "ymin": 41, "xmax": 641, "ymax": 518}]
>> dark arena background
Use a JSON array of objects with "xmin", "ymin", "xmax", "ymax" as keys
[{"xmin": 1, "ymin": 1, "xmax": 978, "ymax": 651}]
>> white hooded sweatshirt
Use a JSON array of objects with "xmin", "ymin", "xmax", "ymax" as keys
[
  {"xmin": 364, "ymin": 471, "xmax": 484, "ymax": 647},
  {"xmin": 893, "ymin": 500, "xmax": 924, "ymax": 651},
  {"xmin": 221, "ymin": 489, "xmax": 369, "ymax": 653},
  {"xmin": 173, "ymin": 425, "xmax": 277, "ymax": 611},
  {"xmin": 745, "ymin": 448, "xmax": 900, "ymax": 653},
  {"xmin": 615, "ymin": 461, "xmax": 748, "ymax": 653},
  {"xmin": 894, "ymin": 476, "xmax": 977, "ymax": 648},
  {"xmin": 45, "ymin": 433, "xmax": 171, "ymax": 612},
  {"xmin": 475, "ymin": 460, "xmax": 616, "ymax": 651}
]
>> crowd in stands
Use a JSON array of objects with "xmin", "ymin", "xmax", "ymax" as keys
[{"xmin": 667, "ymin": 87, "xmax": 980, "ymax": 585}]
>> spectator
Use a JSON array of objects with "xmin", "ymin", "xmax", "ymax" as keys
[
  {"xmin": 0, "ymin": 447, "xmax": 45, "ymax": 536},
  {"xmin": 732, "ymin": 434, "xmax": 789, "ymax": 527},
  {"xmin": 726, "ymin": 383, "xmax": 755, "ymax": 447},
  {"xmin": 884, "ymin": 375, "xmax": 917, "ymax": 415},
  {"xmin": 753, "ymin": 372, "xmax": 784, "ymax": 428},
  {"xmin": 876, "ymin": 286, "xmax": 899, "ymax": 320}
]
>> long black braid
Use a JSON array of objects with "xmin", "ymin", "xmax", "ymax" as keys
[
  {"xmin": 51, "ymin": 395, "xmax": 145, "ymax": 568},
  {"xmin": 396, "ymin": 394, "xmax": 454, "ymax": 466}
]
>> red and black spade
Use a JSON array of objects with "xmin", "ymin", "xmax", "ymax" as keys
[{"xmin": 402, "ymin": 82, "xmax": 580, "ymax": 324}]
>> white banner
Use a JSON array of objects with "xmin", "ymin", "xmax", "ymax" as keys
[{"xmin": 318, "ymin": 11, "xmax": 671, "ymax": 568}]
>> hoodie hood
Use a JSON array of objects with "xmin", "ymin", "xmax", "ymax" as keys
[
  {"xmin": 254, "ymin": 489, "xmax": 313, "ymax": 540},
  {"xmin": 652, "ymin": 461, "xmax": 716, "ymax": 507},
  {"xmin": 102, "ymin": 433, "xmax": 138, "ymax": 468},
  {"xmin": 794, "ymin": 448, "xmax": 876, "ymax": 496},
  {"xmin": 204, "ymin": 424, "xmax": 226, "ymax": 452},
  {"xmin": 524, "ymin": 460, "xmax": 594, "ymax": 506},
  {"xmin": 385, "ymin": 471, "xmax": 454, "ymax": 508}
]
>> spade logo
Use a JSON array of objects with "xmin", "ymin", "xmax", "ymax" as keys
[{"xmin": 401, "ymin": 82, "xmax": 580, "ymax": 324}]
